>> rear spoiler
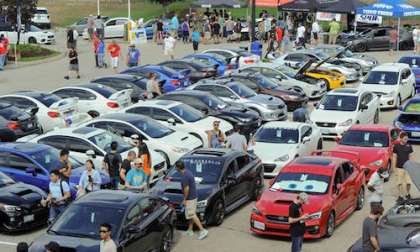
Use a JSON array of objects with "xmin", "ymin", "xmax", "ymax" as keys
[
  {"xmin": 311, "ymin": 150, "xmax": 360, "ymax": 164},
  {"xmin": 109, "ymin": 89, "xmax": 133, "ymax": 101},
  {"xmin": 176, "ymin": 69, "xmax": 191, "ymax": 78},
  {"xmin": 49, "ymin": 97, "xmax": 79, "ymax": 110},
  {"xmin": 16, "ymin": 134, "xmax": 40, "ymax": 143}
]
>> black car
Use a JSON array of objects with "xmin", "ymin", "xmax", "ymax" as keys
[
  {"xmin": 29, "ymin": 190, "xmax": 175, "ymax": 252},
  {"xmin": 159, "ymin": 59, "xmax": 218, "ymax": 83},
  {"xmin": 157, "ymin": 90, "xmax": 261, "ymax": 138},
  {"xmin": 0, "ymin": 171, "xmax": 48, "ymax": 232},
  {"xmin": 0, "ymin": 102, "xmax": 41, "ymax": 142},
  {"xmin": 151, "ymin": 148, "xmax": 264, "ymax": 226}
]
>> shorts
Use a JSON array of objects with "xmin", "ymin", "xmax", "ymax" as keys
[
  {"xmin": 164, "ymin": 48, "xmax": 174, "ymax": 56},
  {"xmin": 110, "ymin": 57, "xmax": 119, "ymax": 68},
  {"xmin": 395, "ymin": 168, "xmax": 412, "ymax": 185},
  {"xmin": 192, "ymin": 41, "xmax": 199, "ymax": 51},
  {"xmin": 205, "ymin": 32, "xmax": 211, "ymax": 40},
  {"xmin": 69, "ymin": 63, "xmax": 79, "ymax": 71},
  {"xmin": 313, "ymin": 32, "xmax": 318, "ymax": 40},
  {"xmin": 185, "ymin": 198, "xmax": 197, "ymax": 220}
]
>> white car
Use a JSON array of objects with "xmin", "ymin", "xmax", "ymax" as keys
[
  {"xmin": 202, "ymin": 48, "xmax": 261, "ymax": 67},
  {"xmin": 0, "ymin": 91, "xmax": 91, "ymax": 132},
  {"xmin": 51, "ymin": 83, "xmax": 132, "ymax": 118},
  {"xmin": 82, "ymin": 113, "xmax": 203, "ymax": 166},
  {"xmin": 31, "ymin": 7, "xmax": 51, "ymax": 29},
  {"xmin": 122, "ymin": 100, "xmax": 233, "ymax": 147},
  {"xmin": 238, "ymin": 63, "xmax": 327, "ymax": 99},
  {"xmin": 310, "ymin": 88, "xmax": 380, "ymax": 139},
  {"xmin": 360, "ymin": 63, "xmax": 416, "ymax": 109},
  {"xmin": 0, "ymin": 24, "xmax": 55, "ymax": 44},
  {"xmin": 250, "ymin": 121, "xmax": 322, "ymax": 177},
  {"xmin": 82, "ymin": 17, "xmax": 136, "ymax": 39},
  {"xmin": 24, "ymin": 126, "xmax": 167, "ymax": 183}
]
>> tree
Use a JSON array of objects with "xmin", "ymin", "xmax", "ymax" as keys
[
  {"xmin": 1, "ymin": 0, "xmax": 38, "ymax": 26},
  {"xmin": 151, "ymin": 0, "xmax": 177, "ymax": 14}
]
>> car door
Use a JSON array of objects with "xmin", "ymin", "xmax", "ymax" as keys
[
  {"xmin": 401, "ymin": 68, "xmax": 413, "ymax": 99},
  {"xmin": 234, "ymin": 154, "xmax": 255, "ymax": 200},
  {"xmin": 371, "ymin": 29, "xmax": 388, "ymax": 49},
  {"xmin": 331, "ymin": 166, "xmax": 347, "ymax": 219},
  {"xmin": 120, "ymin": 203, "xmax": 151, "ymax": 252},
  {"xmin": 340, "ymin": 162, "xmax": 358, "ymax": 215},
  {"xmin": 358, "ymin": 92, "xmax": 375, "ymax": 124},
  {"xmin": 220, "ymin": 158, "xmax": 241, "ymax": 206},
  {"xmin": 299, "ymin": 125, "xmax": 317, "ymax": 155},
  {"xmin": 104, "ymin": 19, "xmax": 117, "ymax": 38}
]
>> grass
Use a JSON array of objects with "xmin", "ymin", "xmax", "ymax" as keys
[{"xmin": 9, "ymin": 44, "xmax": 60, "ymax": 62}]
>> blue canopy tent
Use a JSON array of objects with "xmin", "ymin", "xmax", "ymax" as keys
[{"xmin": 356, "ymin": 0, "xmax": 420, "ymax": 50}]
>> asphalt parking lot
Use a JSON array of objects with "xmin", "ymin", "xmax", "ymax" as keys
[{"xmin": 0, "ymin": 31, "xmax": 419, "ymax": 252}]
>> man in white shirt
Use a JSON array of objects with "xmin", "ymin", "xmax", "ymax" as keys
[
  {"xmin": 226, "ymin": 125, "xmax": 247, "ymax": 152},
  {"xmin": 311, "ymin": 21, "xmax": 321, "ymax": 46},
  {"xmin": 367, "ymin": 167, "xmax": 389, "ymax": 207},
  {"xmin": 164, "ymin": 34, "xmax": 176, "ymax": 60},
  {"xmin": 296, "ymin": 23, "xmax": 306, "ymax": 47},
  {"xmin": 100, "ymin": 223, "xmax": 117, "ymax": 252},
  {"xmin": 413, "ymin": 26, "xmax": 420, "ymax": 54}
]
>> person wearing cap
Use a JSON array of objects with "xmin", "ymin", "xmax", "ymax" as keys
[
  {"xmin": 207, "ymin": 120, "xmax": 225, "ymax": 148},
  {"xmin": 288, "ymin": 193, "xmax": 309, "ymax": 252},
  {"xmin": 362, "ymin": 204, "xmax": 384, "ymax": 252},
  {"xmin": 99, "ymin": 223, "xmax": 117, "ymax": 252},
  {"xmin": 126, "ymin": 43, "xmax": 140, "ymax": 67},
  {"xmin": 131, "ymin": 134, "xmax": 152, "ymax": 185},
  {"xmin": 125, "ymin": 158, "xmax": 147, "ymax": 191},
  {"xmin": 226, "ymin": 124, "xmax": 247, "ymax": 152},
  {"xmin": 367, "ymin": 167, "xmax": 389, "ymax": 207},
  {"xmin": 45, "ymin": 241, "xmax": 61, "ymax": 252},
  {"xmin": 120, "ymin": 150, "xmax": 136, "ymax": 186}
]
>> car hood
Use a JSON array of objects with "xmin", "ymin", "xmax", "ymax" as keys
[
  {"xmin": 350, "ymin": 227, "xmax": 416, "ymax": 251},
  {"xmin": 335, "ymin": 144, "xmax": 388, "ymax": 166},
  {"xmin": 217, "ymin": 107, "xmax": 260, "ymax": 121},
  {"xmin": 0, "ymin": 182, "xmax": 46, "ymax": 206},
  {"xmin": 247, "ymin": 94, "xmax": 284, "ymax": 106},
  {"xmin": 279, "ymin": 78, "xmax": 310, "ymax": 89},
  {"xmin": 161, "ymin": 131, "xmax": 203, "ymax": 149},
  {"xmin": 310, "ymin": 109, "xmax": 355, "ymax": 124},
  {"xmin": 360, "ymin": 84, "xmax": 397, "ymax": 94},
  {"xmin": 69, "ymin": 166, "xmax": 110, "ymax": 185},
  {"xmin": 403, "ymin": 161, "xmax": 420, "ymax": 191},
  {"xmin": 151, "ymin": 179, "xmax": 217, "ymax": 203},
  {"xmin": 29, "ymin": 234, "xmax": 99, "ymax": 252},
  {"xmin": 253, "ymin": 142, "xmax": 297, "ymax": 161}
]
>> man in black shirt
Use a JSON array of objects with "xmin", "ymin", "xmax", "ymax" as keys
[
  {"xmin": 288, "ymin": 192, "xmax": 309, "ymax": 252},
  {"xmin": 120, "ymin": 150, "xmax": 136, "ymax": 186},
  {"xmin": 362, "ymin": 204, "xmax": 384, "ymax": 252},
  {"xmin": 57, "ymin": 149, "xmax": 71, "ymax": 183},
  {"xmin": 103, "ymin": 141, "xmax": 122, "ymax": 190},
  {"xmin": 393, "ymin": 132, "xmax": 414, "ymax": 202}
]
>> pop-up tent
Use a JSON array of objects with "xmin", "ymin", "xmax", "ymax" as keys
[
  {"xmin": 279, "ymin": 0, "xmax": 361, "ymax": 13},
  {"xmin": 256, "ymin": 0, "xmax": 294, "ymax": 7},
  {"xmin": 279, "ymin": 0, "xmax": 317, "ymax": 12},
  {"xmin": 192, "ymin": 0, "xmax": 244, "ymax": 8}
]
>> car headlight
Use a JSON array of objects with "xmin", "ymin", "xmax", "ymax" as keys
[
  {"xmin": 274, "ymin": 154, "xmax": 289, "ymax": 162},
  {"xmin": 172, "ymin": 147, "xmax": 190, "ymax": 153},
  {"xmin": 252, "ymin": 205, "xmax": 262, "ymax": 216},
  {"xmin": 384, "ymin": 91, "xmax": 396, "ymax": 98},
  {"xmin": 0, "ymin": 204, "xmax": 21, "ymax": 212},
  {"xmin": 369, "ymin": 159, "xmax": 384, "ymax": 167},
  {"xmin": 308, "ymin": 211, "xmax": 322, "ymax": 219},
  {"xmin": 395, "ymin": 120, "xmax": 403, "ymax": 128},
  {"xmin": 197, "ymin": 200, "xmax": 208, "ymax": 208},
  {"xmin": 338, "ymin": 119, "xmax": 353, "ymax": 127}
]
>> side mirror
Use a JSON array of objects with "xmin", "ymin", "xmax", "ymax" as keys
[
  {"xmin": 126, "ymin": 225, "xmax": 142, "ymax": 234},
  {"xmin": 230, "ymin": 95, "xmax": 239, "ymax": 100},
  {"xmin": 359, "ymin": 104, "xmax": 368, "ymax": 111},
  {"xmin": 25, "ymin": 167, "xmax": 36, "ymax": 176},
  {"xmin": 167, "ymin": 118, "xmax": 176, "ymax": 125},
  {"xmin": 302, "ymin": 136, "xmax": 310, "ymax": 144}
]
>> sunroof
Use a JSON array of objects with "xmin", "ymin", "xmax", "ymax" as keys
[
  {"xmin": 295, "ymin": 157, "xmax": 332, "ymax": 166},
  {"xmin": 333, "ymin": 89, "xmax": 358, "ymax": 94},
  {"xmin": 73, "ymin": 127, "xmax": 96, "ymax": 135}
]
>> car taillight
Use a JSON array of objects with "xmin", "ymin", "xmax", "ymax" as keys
[
  {"xmin": 107, "ymin": 101, "xmax": 119, "ymax": 108},
  {"xmin": 47, "ymin": 111, "xmax": 60, "ymax": 118},
  {"xmin": 7, "ymin": 121, "xmax": 20, "ymax": 130},
  {"xmin": 227, "ymin": 64, "xmax": 233, "ymax": 70},
  {"xmin": 171, "ymin": 79, "xmax": 180, "ymax": 86},
  {"xmin": 244, "ymin": 59, "xmax": 254, "ymax": 64}
]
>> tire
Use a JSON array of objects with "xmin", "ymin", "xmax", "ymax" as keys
[
  {"xmin": 250, "ymin": 177, "xmax": 263, "ymax": 201},
  {"xmin": 325, "ymin": 212, "xmax": 335, "ymax": 237},
  {"xmin": 396, "ymin": 95, "xmax": 401, "ymax": 109},
  {"xmin": 356, "ymin": 187, "xmax": 365, "ymax": 210},
  {"xmin": 159, "ymin": 226, "xmax": 173, "ymax": 252},
  {"xmin": 28, "ymin": 37, "xmax": 37, "ymax": 44},
  {"xmin": 317, "ymin": 139, "xmax": 323, "ymax": 150},
  {"xmin": 88, "ymin": 111, "xmax": 100, "ymax": 118},
  {"xmin": 210, "ymin": 199, "xmax": 225, "ymax": 226},
  {"xmin": 373, "ymin": 110, "xmax": 379, "ymax": 124},
  {"xmin": 355, "ymin": 43, "xmax": 367, "ymax": 52}
]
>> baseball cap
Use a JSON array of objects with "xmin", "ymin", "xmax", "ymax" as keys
[
  {"xmin": 45, "ymin": 241, "xmax": 60, "ymax": 251},
  {"xmin": 298, "ymin": 192, "xmax": 309, "ymax": 204}
]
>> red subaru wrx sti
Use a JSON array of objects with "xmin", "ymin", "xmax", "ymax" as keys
[{"xmin": 250, "ymin": 152, "xmax": 365, "ymax": 239}]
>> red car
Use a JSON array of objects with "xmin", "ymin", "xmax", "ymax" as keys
[
  {"xmin": 250, "ymin": 152, "xmax": 365, "ymax": 239},
  {"xmin": 335, "ymin": 124, "xmax": 399, "ymax": 180}
]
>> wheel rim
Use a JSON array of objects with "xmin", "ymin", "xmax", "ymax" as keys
[
  {"xmin": 358, "ymin": 189, "xmax": 365, "ymax": 209},
  {"xmin": 162, "ymin": 229, "xmax": 173, "ymax": 252},
  {"xmin": 215, "ymin": 202, "xmax": 224, "ymax": 223},
  {"xmin": 327, "ymin": 214, "xmax": 335, "ymax": 236}
]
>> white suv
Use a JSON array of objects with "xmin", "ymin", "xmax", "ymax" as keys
[
  {"xmin": 360, "ymin": 63, "xmax": 416, "ymax": 109},
  {"xmin": 310, "ymin": 88, "xmax": 380, "ymax": 139},
  {"xmin": 31, "ymin": 7, "xmax": 51, "ymax": 29}
]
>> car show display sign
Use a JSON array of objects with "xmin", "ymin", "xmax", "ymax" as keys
[{"xmin": 356, "ymin": 14, "xmax": 383, "ymax": 24}]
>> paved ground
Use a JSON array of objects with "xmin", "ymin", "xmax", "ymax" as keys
[{"xmin": 0, "ymin": 31, "xmax": 419, "ymax": 252}]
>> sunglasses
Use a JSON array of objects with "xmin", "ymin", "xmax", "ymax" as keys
[
  {"xmin": 99, "ymin": 229, "xmax": 109, "ymax": 233},
  {"xmin": 135, "ymin": 163, "xmax": 143, "ymax": 166}
]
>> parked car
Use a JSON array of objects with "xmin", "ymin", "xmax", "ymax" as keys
[
  {"xmin": 189, "ymin": 80, "xmax": 288, "ymax": 121},
  {"xmin": 51, "ymin": 83, "xmax": 132, "ymax": 118},
  {"xmin": 394, "ymin": 96, "xmax": 420, "ymax": 142},
  {"xmin": 151, "ymin": 148, "xmax": 264, "ymax": 226},
  {"xmin": 398, "ymin": 55, "xmax": 420, "ymax": 92},
  {"xmin": 82, "ymin": 17, "xmax": 135, "ymax": 39},
  {"xmin": 122, "ymin": 100, "xmax": 233, "ymax": 147},
  {"xmin": 360, "ymin": 63, "xmax": 416, "ymax": 109},
  {"xmin": 159, "ymin": 59, "xmax": 218, "ymax": 83},
  {"xmin": 335, "ymin": 124, "xmax": 399, "ymax": 180},
  {"xmin": 28, "ymin": 190, "xmax": 176, "ymax": 252},
  {"xmin": 0, "ymin": 91, "xmax": 91, "ymax": 132},
  {"xmin": 250, "ymin": 152, "xmax": 365, "ymax": 239},
  {"xmin": 310, "ymin": 88, "xmax": 380, "ymax": 139},
  {"xmin": 157, "ymin": 90, "xmax": 261, "ymax": 138},
  {"xmin": 121, "ymin": 65, "xmax": 191, "ymax": 93},
  {"xmin": 0, "ymin": 171, "xmax": 48, "ymax": 232},
  {"xmin": 0, "ymin": 102, "xmax": 41, "ymax": 141},
  {"xmin": 183, "ymin": 53, "xmax": 232, "ymax": 76},
  {"xmin": 69, "ymin": 16, "xmax": 109, "ymax": 35},
  {"xmin": 250, "ymin": 121, "xmax": 322, "ymax": 177},
  {"xmin": 0, "ymin": 24, "xmax": 55, "ymax": 44},
  {"xmin": 31, "ymin": 7, "xmax": 51, "ymax": 29},
  {"xmin": 202, "ymin": 48, "xmax": 260, "ymax": 67}
]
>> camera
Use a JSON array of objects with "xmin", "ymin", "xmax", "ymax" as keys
[{"xmin": 88, "ymin": 175, "xmax": 93, "ymax": 183}]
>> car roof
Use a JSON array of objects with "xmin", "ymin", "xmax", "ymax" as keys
[
  {"xmin": 407, "ymin": 96, "xmax": 420, "ymax": 103},
  {"xmin": 184, "ymin": 148, "xmax": 239, "ymax": 160},
  {"xmin": 75, "ymin": 190, "xmax": 147, "ymax": 207},
  {"xmin": 100, "ymin": 112, "xmax": 150, "ymax": 123},
  {"xmin": 0, "ymin": 142, "xmax": 50, "ymax": 154},
  {"xmin": 372, "ymin": 63, "xmax": 408, "ymax": 72},
  {"xmin": 14, "ymin": 91, "xmax": 50, "ymax": 98},
  {"xmin": 331, "ymin": 88, "xmax": 362, "ymax": 96},
  {"xmin": 283, "ymin": 156, "xmax": 344, "ymax": 176},
  {"xmin": 164, "ymin": 90, "xmax": 209, "ymax": 98},
  {"xmin": 41, "ymin": 126, "xmax": 104, "ymax": 139},
  {"xmin": 262, "ymin": 121, "xmax": 305, "ymax": 129},
  {"xmin": 129, "ymin": 99, "xmax": 180, "ymax": 109},
  {"xmin": 93, "ymin": 74, "xmax": 143, "ymax": 82},
  {"xmin": 348, "ymin": 124, "xmax": 391, "ymax": 132}
]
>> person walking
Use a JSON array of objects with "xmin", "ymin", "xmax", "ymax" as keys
[
  {"xmin": 171, "ymin": 14, "xmax": 179, "ymax": 38},
  {"xmin": 42, "ymin": 170, "xmax": 71, "ymax": 223},
  {"xmin": 413, "ymin": 25, "xmax": 420, "ymax": 54},
  {"xmin": 145, "ymin": 72, "xmax": 161, "ymax": 99},
  {"xmin": 125, "ymin": 158, "xmax": 148, "ymax": 191},
  {"xmin": 393, "ymin": 132, "xmax": 414, "ymax": 202},
  {"xmin": 265, "ymin": 32, "xmax": 277, "ymax": 59},
  {"xmin": 175, "ymin": 160, "xmax": 209, "ymax": 240},
  {"xmin": 66, "ymin": 28, "xmax": 76, "ymax": 49},
  {"xmin": 87, "ymin": 14, "xmax": 95, "ymax": 40},
  {"xmin": 126, "ymin": 43, "xmax": 140, "ymax": 67},
  {"xmin": 56, "ymin": 149, "xmax": 72, "ymax": 183},
  {"xmin": 92, "ymin": 33, "xmax": 100, "ymax": 67},
  {"xmin": 77, "ymin": 160, "xmax": 102, "ymax": 197},
  {"xmin": 120, "ymin": 150, "xmax": 136, "ymax": 186},
  {"xmin": 296, "ymin": 23, "xmax": 306, "ymax": 48},
  {"xmin": 389, "ymin": 26, "xmax": 398, "ymax": 55},
  {"xmin": 181, "ymin": 19, "xmax": 190, "ymax": 44},
  {"xmin": 362, "ymin": 204, "xmax": 384, "ymax": 252},
  {"xmin": 212, "ymin": 20, "xmax": 221, "ymax": 44},
  {"xmin": 107, "ymin": 40, "xmax": 121, "ymax": 73},
  {"xmin": 367, "ymin": 167, "xmax": 389, "ymax": 207},
  {"xmin": 64, "ymin": 47, "xmax": 80, "ymax": 80},
  {"xmin": 207, "ymin": 120, "xmax": 225, "ymax": 148},
  {"xmin": 156, "ymin": 18, "xmax": 164, "ymax": 45},
  {"xmin": 192, "ymin": 29, "xmax": 201, "ymax": 53},
  {"xmin": 226, "ymin": 125, "xmax": 247, "ymax": 152},
  {"xmin": 288, "ymin": 193, "xmax": 309, "ymax": 252},
  {"xmin": 99, "ymin": 223, "xmax": 117, "ymax": 252},
  {"xmin": 97, "ymin": 38, "xmax": 106, "ymax": 68},
  {"xmin": 0, "ymin": 40, "xmax": 6, "ymax": 71},
  {"xmin": 163, "ymin": 33, "xmax": 176, "ymax": 60},
  {"xmin": 95, "ymin": 15, "xmax": 105, "ymax": 40},
  {"xmin": 103, "ymin": 141, "xmax": 122, "ymax": 189},
  {"xmin": 328, "ymin": 18, "xmax": 340, "ymax": 45},
  {"xmin": 311, "ymin": 20, "xmax": 321, "ymax": 46}
]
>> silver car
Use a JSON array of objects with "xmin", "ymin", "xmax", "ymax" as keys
[{"xmin": 69, "ymin": 16, "xmax": 109, "ymax": 35}]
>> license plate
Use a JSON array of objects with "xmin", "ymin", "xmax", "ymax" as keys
[
  {"xmin": 320, "ymin": 128, "xmax": 330, "ymax": 134},
  {"xmin": 253, "ymin": 221, "xmax": 265, "ymax": 230},
  {"xmin": 412, "ymin": 132, "xmax": 420, "ymax": 137},
  {"xmin": 24, "ymin": 214, "xmax": 34, "ymax": 223}
]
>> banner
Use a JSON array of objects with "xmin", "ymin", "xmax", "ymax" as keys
[
  {"xmin": 129, "ymin": 28, "xmax": 147, "ymax": 44},
  {"xmin": 255, "ymin": 0, "xmax": 294, "ymax": 7},
  {"xmin": 316, "ymin": 12, "xmax": 341, "ymax": 21},
  {"xmin": 355, "ymin": 14, "xmax": 383, "ymax": 24}
]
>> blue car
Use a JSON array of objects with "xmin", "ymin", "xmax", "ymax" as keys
[
  {"xmin": 121, "ymin": 65, "xmax": 191, "ymax": 93},
  {"xmin": 184, "ymin": 53, "xmax": 236, "ymax": 76},
  {"xmin": 0, "ymin": 142, "xmax": 110, "ymax": 197},
  {"xmin": 394, "ymin": 96, "xmax": 420, "ymax": 142},
  {"xmin": 399, "ymin": 56, "xmax": 420, "ymax": 92}
]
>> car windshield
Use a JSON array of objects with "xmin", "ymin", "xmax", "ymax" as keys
[
  {"xmin": 166, "ymin": 157, "xmax": 223, "ymax": 184},
  {"xmin": 364, "ymin": 71, "xmax": 399, "ymax": 85},
  {"xmin": 49, "ymin": 205, "xmax": 125, "ymax": 239},
  {"xmin": 255, "ymin": 127, "xmax": 299, "ymax": 144},
  {"xmin": 276, "ymin": 65, "xmax": 297, "ymax": 78},
  {"xmin": 404, "ymin": 102, "xmax": 420, "ymax": 112},
  {"xmin": 319, "ymin": 95, "xmax": 358, "ymax": 111},
  {"xmin": 34, "ymin": 94, "xmax": 61, "ymax": 107},
  {"xmin": 203, "ymin": 95, "xmax": 227, "ymax": 110},
  {"xmin": 229, "ymin": 83, "xmax": 256, "ymax": 98},
  {"xmin": 271, "ymin": 172, "xmax": 331, "ymax": 194},
  {"xmin": 399, "ymin": 57, "xmax": 420, "ymax": 68},
  {"xmin": 89, "ymin": 132, "xmax": 132, "ymax": 153},
  {"xmin": 29, "ymin": 25, "xmax": 42, "ymax": 32},
  {"xmin": 340, "ymin": 130, "xmax": 389, "ymax": 147},
  {"xmin": 0, "ymin": 171, "xmax": 15, "ymax": 186},
  {"xmin": 31, "ymin": 148, "xmax": 83, "ymax": 171},
  {"xmin": 134, "ymin": 118, "xmax": 174, "ymax": 138},
  {"xmin": 87, "ymin": 85, "xmax": 115, "ymax": 98},
  {"xmin": 258, "ymin": 75, "xmax": 280, "ymax": 89},
  {"xmin": 313, "ymin": 51, "xmax": 329, "ymax": 60},
  {"xmin": 169, "ymin": 104, "xmax": 204, "ymax": 122},
  {"xmin": 0, "ymin": 103, "xmax": 25, "ymax": 120}
]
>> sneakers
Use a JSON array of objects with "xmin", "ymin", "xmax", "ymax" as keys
[
  {"xmin": 184, "ymin": 230, "xmax": 194, "ymax": 237},
  {"xmin": 197, "ymin": 229, "xmax": 208, "ymax": 240}
]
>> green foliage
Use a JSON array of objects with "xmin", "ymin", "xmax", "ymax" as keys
[
  {"xmin": 1, "ymin": 0, "xmax": 38, "ymax": 25},
  {"xmin": 9, "ymin": 44, "xmax": 59, "ymax": 59}
]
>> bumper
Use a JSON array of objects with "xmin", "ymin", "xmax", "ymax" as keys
[
  {"xmin": 402, "ymin": 130, "xmax": 420, "ymax": 142},
  {"xmin": 379, "ymin": 96, "xmax": 396, "ymax": 108},
  {"xmin": 261, "ymin": 109, "xmax": 288, "ymax": 121},
  {"xmin": 285, "ymin": 98, "xmax": 308, "ymax": 111},
  {"xmin": 327, "ymin": 79, "xmax": 346, "ymax": 90},
  {"xmin": 1, "ymin": 207, "xmax": 48, "ymax": 232},
  {"xmin": 262, "ymin": 162, "xmax": 287, "ymax": 177},
  {"xmin": 318, "ymin": 125, "xmax": 350, "ymax": 139}
]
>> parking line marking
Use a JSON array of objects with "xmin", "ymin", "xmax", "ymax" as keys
[{"xmin": 0, "ymin": 241, "xmax": 17, "ymax": 246}]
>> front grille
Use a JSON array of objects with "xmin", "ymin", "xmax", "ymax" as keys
[
  {"xmin": 315, "ymin": 122, "xmax": 336, "ymax": 128},
  {"xmin": 48, "ymin": 35, "xmax": 54, "ymax": 38},
  {"xmin": 266, "ymin": 215, "xmax": 289, "ymax": 224},
  {"xmin": 263, "ymin": 164, "xmax": 276, "ymax": 173},
  {"xmin": 154, "ymin": 161, "xmax": 165, "ymax": 171}
]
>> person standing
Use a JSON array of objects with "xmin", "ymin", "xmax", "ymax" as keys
[
  {"xmin": 56, "ymin": 149, "xmax": 72, "ymax": 183},
  {"xmin": 207, "ymin": 120, "xmax": 225, "ymax": 148},
  {"xmin": 192, "ymin": 29, "xmax": 201, "ymax": 53},
  {"xmin": 212, "ymin": 20, "xmax": 221, "ymax": 44},
  {"xmin": 412, "ymin": 25, "xmax": 420, "ymax": 54},
  {"xmin": 296, "ymin": 23, "xmax": 306, "ymax": 48},
  {"xmin": 225, "ymin": 17, "xmax": 235, "ymax": 42},
  {"xmin": 389, "ymin": 26, "xmax": 398, "ymax": 56},
  {"xmin": 0, "ymin": 40, "xmax": 6, "ymax": 71},
  {"xmin": 292, "ymin": 103, "xmax": 309, "ymax": 122},
  {"xmin": 120, "ymin": 150, "xmax": 136, "ymax": 186},
  {"xmin": 42, "ymin": 170, "xmax": 71, "ymax": 223},
  {"xmin": 107, "ymin": 40, "xmax": 121, "ymax": 73},
  {"xmin": 99, "ymin": 223, "xmax": 117, "ymax": 252},
  {"xmin": 103, "ymin": 141, "xmax": 122, "ymax": 189},
  {"xmin": 95, "ymin": 15, "xmax": 105, "ymax": 40},
  {"xmin": 126, "ymin": 43, "xmax": 140, "ymax": 67},
  {"xmin": 393, "ymin": 132, "xmax": 414, "ymax": 202},
  {"xmin": 328, "ymin": 18, "xmax": 340, "ymax": 45},
  {"xmin": 181, "ymin": 19, "xmax": 190, "ymax": 44},
  {"xmin": 156, "ymin": 18, "xmax": 164, "ymax": 45},
  {"xmin": 163, "ymin": 33, "xmax": 176, "ymax": 60},
  {"xmin": 362, "ymin": 204, "xmax": 384, "ymax": 252},
  {"xmin": 367, "ymin": 167, "xmax": 389, "ymax": 207},
  {"xmin": 125, "ymin": 158, "xmax": 147, "ymax": 191},
  {"xmin": 288, "ymin": 193, "xmax": 309, "ymax": 252},
  {"xmin": 92, "ymin": 33, "xmax": 100, "ymax": 67},
  {"xmin": 171, "ymin": 14, "xmax": 179, "ymax": 38},
  {"xmin": 265, "ymin": 32, "xmax": 277, "ymax": 59},
  {"xmin": 97, "ymin": 38, "xmax": 106, "ymax": 68},
  {"xmin": 87, "ymin": 14, "xmax": 95, "ymax": 40},
  {"xmin": 77, "ymin": 160, "xmax": 102, "ymax": 197},
  {"xmin": 64, "ymin": 47, "xmax": 80, "ymax": 80},
  {"xmin": 176, "ymin": 160, "xmax": 208, "ymax": 240},
  {"xmin": 311, "ymin": 20, "xmax": 321, "ymax": 46},
  {"xmin": 145, "ymin": 72, "xmax": 161, "ymax": 99},
  {"xmin": 66, "ymin": 28, "xmax": 76, "ymax": 49},
  {"xmin": 226, "ymin": 125, "xmax": 247, "ymax": 152}
]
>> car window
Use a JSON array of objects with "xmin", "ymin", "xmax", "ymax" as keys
[
  {"xmin": 52, "ymin": 89, "xmax": 74, "ymax": 99},
  {"xmin": 103, "ymin": 122, "xmax": 138, "ymax": 139},
  {"xmin": 127, "ymin": 106, "xmax": 151, "ymax": 116},
  {"xmin": 66, "ymin": 137, "xmax": 95, "ymax": 153},
  {"xmin": 222, "ymin": 160, "xmax": 237, "ymax": 183},
  {"xmin": 213, "ymin": 86, "xmax": 234, "ymax": 98},
  {"xmin": 72, "ymin": 89, "xmax": 96, "ymax": 100},
  {"xmin": 301, "ymin": 126, "xmax": 312, "ymax": 140},
  {"xmin": 125, "ymin": 204, "xmax": 141, "ymax": 226},
  {"xmin": 38, "ymin": 136, "xmax": 67, "ymax": 150},
  {"xmin": 139, "ymin": 197, "xmax": 157, "ymax": 218},
  {"xmin": 373, "ymin": 29, "xmax": 386, "ymax": 37},
  {"xmin": 116, "ymin": 19, "xmax": 127, "ymax": 25},
  {"xmin": 341, "ymin": 162, "xmax": 354, "ymax": 181},
  {"xmin": 334, "ymin": 166, "xmax": 344, "ymax": 186},
  {"xmin": 285, "ymin": 54, "xmax": 305, "ymax": 62},
  {"xmin": 0, "ymin": 97, "xmax": 37, "ymax": 109},
  {"xmin": 151, "ymin": 108, "xmax": 174, "ymax": 121},
  {"xmin": 236, "ymin": 155, "xmax": 250, "ymax": 170},
  {"xmin": 194, "ymin": 85, "xmax": 214, "ymax": 93},
  {"xmin": 260, "ymin": 68, "xmax": 279, "ymax": 78},
  {"xmin": 106, "ymin": 20, "xmax": 116, "ymax": 26},
  {"xmin": 181, "ymin": 97, "xmax": 207, "ymax": 110},
  {"xmin": 402, "ymin": 69, "xmax": 411, "ymax": 80},
  {"xmin": 9, "ymin": 154, "xmax": 33, "ymax": 171},
  {"xmin": 362, "ymin": 93, "xmax": 373, "ymax": 105}
]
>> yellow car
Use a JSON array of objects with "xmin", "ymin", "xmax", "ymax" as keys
[{"xmin": 298, "ymin": 60, "xmax": 346, "ymax": 90}]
